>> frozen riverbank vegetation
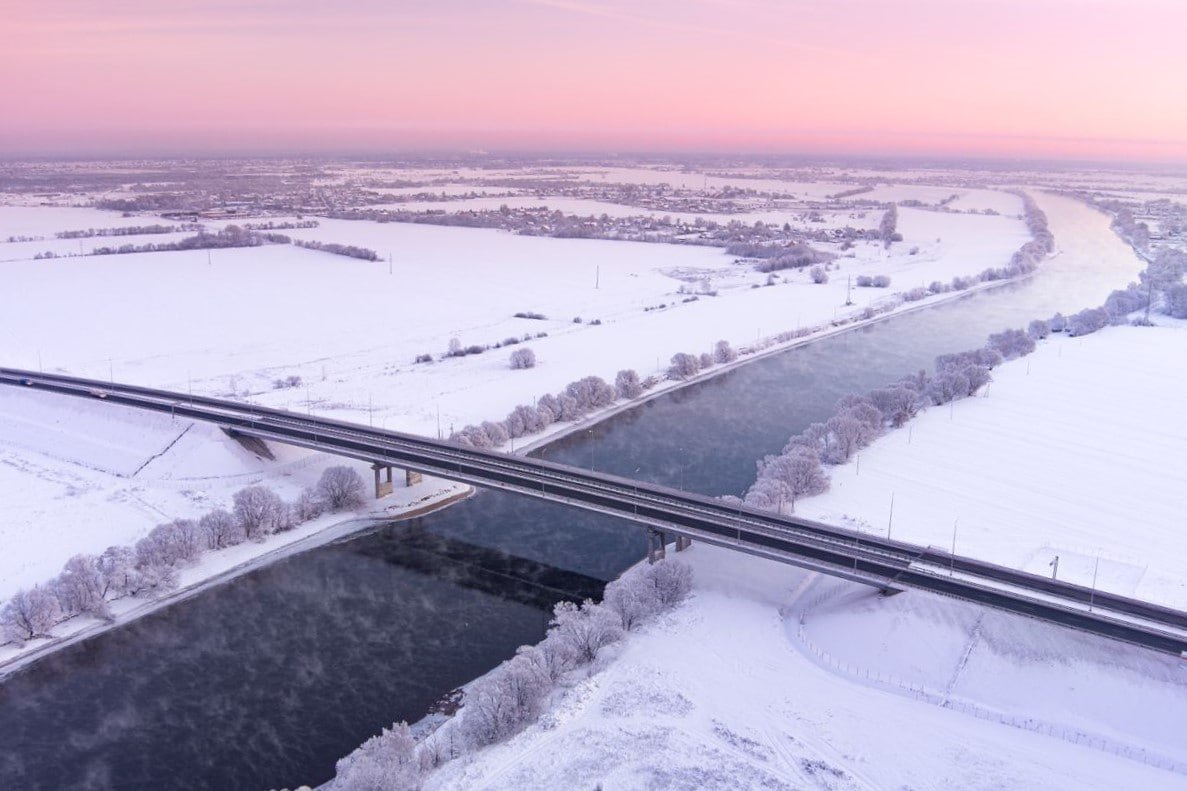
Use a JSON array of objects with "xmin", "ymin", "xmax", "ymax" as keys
[
  {"xmin": 0, "ymin": 467, "xmax": 367, "ymax": 647},
  {"xmin": 738, "ymin": 249, "xmax": 1185, "ymax": 519},
  {"xmin": 316, "ymin": 558, "xmax": 693, "ymax": 791}
]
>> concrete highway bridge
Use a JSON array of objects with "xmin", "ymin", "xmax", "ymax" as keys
[{"xmin": 3, "ymin": 367, "xmax": 1186, "ymax": 656}]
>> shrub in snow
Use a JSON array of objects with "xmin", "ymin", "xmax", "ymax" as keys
[
  {"xmin": 928, "ymin": 280, "xmax": 947, "ymax": 294},
  {"xmin": 615, "ymin": 369, "xmax": 643, "ymax": 400},
  {"xmin": 317, "ymin": 466, "xmax": 366, "ymax": 510},
  {"xmin": 855, "ymin": 275, "xmax": 873, "ymax": 287},
  {"xmin": 698, "ymin": 352, "xmax": 714, "ymax": 368},
  {"xmin": 810, "ymin": 265, "xmax": 828, "ymax": 284},
  {"xmin": 333, "ymin": 721, "xmax": 422, "ymax": 791},
  {"xmin": 481, "ymin": 420, "xmax": 511, "ymax": 446},
  {"xmin": 1, "ymin": 585, "xmax": 61, "ymax": 643},
  {"xmin": 1049, "ymin": 312, "xmax": 1068, "ymax": 333},
  {"xmin": 509, "ymin": 347, "xmax": 536, "ymax": 369}
]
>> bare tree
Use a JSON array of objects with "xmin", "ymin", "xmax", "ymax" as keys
[
  {"xmin": 318, "ymin": 466, "xmax": 366, "ymax": 510},
  {"xmin": 200, "ymin": 508, "xmax": 244, "ymax": 549},
  {"xmin": 1, "ymin": 586, "xmax": 62, "ymax": 642},
  {"xmin": 233, "ymin": 485, "xmax": 285, "ymax": 541}
]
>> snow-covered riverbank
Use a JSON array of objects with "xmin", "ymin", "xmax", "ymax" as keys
[{"xmin": 419, "ymin": 544, "xmax": 1187, "ymax": 791}]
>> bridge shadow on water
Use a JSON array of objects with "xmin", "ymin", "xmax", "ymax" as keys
[{"xmin": 353, "ymin": 519, "xmax": 609, "ymax": 610}]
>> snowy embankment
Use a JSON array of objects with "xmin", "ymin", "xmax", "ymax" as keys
[
  {"xmin": 0, "ymin": 384, "xmax": 468, "ymax": 674},
  {"xmin": 794, "ymin": 322, "xmax": 1187, "ymax": 610},
  {"xmin": 418, "ymin": 545, "xmax": 1187, "ymax": 791}
]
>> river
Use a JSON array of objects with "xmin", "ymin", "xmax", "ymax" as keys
[{"xmin": 0, "ymin": 193, "xmax": 1145, "ymax": 790}]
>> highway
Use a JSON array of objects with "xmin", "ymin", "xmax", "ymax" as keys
[{"xmin": 4, "ymin": 366, "xmax": 1186, "ymax": 656}]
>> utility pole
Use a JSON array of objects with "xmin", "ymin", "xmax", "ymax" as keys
[
  {"xmin": 845, "ymin": 274, "xmax": 854, "ymax": 306},
  {"xmin": 389, "ymin": 252, "xmax": 393, "ymax": 276},
  {"xmin": 1089, "ymin": 556, "xmax": 1100, "ymax": 611},
  {"xmin": 1049, "ymin": 554, "xmax": 1059, "ymax": 580},
  {"xmin": 595, "ymin": 265, "xmax": 600, "ymax": 289}
]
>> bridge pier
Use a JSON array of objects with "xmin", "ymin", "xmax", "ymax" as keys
[
  {"xmin": 675, "ymin": 535, "xmax": 692, "ymax": 552},
  {"xmin": 406, "ymin": 469, "xmax": 423, "ymax": 486},
  {"xmin": 372, "ymin": 463, "xmax": 394, "ymax": 499},
  {"xmin": 647, "ymin": 529, "xmax": 667, "ymax": 563}
]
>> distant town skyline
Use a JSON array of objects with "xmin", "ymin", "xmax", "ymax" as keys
[{"xmin": 5, "ymin": 0, "xmax": 1186, "ymax": 163}]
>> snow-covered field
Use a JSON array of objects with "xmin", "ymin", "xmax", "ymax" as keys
[
  {"xmin": 425, "ymin": 545, "xmax": 1187, "ymax": 791},
  {"xmin": 3, "ymin": 208, "xmax": 1027, "ymax": 439},
  {"xmin": 795, "ymin": 322, "xmax": 1187, "ymax": 609}
]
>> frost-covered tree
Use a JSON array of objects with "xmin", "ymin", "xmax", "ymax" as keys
[
  {"xmin": 1067, "ymin": 307, "xmax": 1109, "ymax": 337},
  {"xmin": 1027, "ymin": 318, "xmax": 1051, "ymax": 340},
  {"xmin": 614, "ymin": 369, "xmax": 643, "ymax": 399},
  {"xmin": 713, "ymin": 340, "xmax": 737, "ymax": 364},
  {"xmin": 744, "ymin": 476, "xmax": 792, "ymax": 511},
  {"xmin": 447, "ymin": 337, "xmax": 463, "ymax": 357},
  {"xmin": 872, "ymin": 274, "xmax": 892, "ymax": 288},
  {"xmin": 987, "ymin": 328, "xmax": 1036, "ymax": 359},
  {"xmin": 234, "ymin": 485, "xmax": 285, "ymax": 541},
  {"xmin": 565, "ymin": 376, "xmax": 616, "ymax": 410},
  {"xmin": 756, "ymin": 446, "xmax": 830, "ymax": 509},
  {"xmin": 509, "ymin": 347, "xmax": 536, "ymax": 370},
  {"xmin": 295, "ymin": 487, "xmax": 325, "ymax": 522},
  {"xmin": 645, "ymin": 558, "xmax": 693, "ymax": 607},
  {"xmin": 698, "ymin": 352, "xmax": 714, "ymax": 368},
  {"xmin": 1, "ymin": 585, "xmax": 61, "ymax": 642},
  {"xmin": 824, "ymin": 413, "xmax": 871, "ymax": 463},
  {"xmin": 52, "ymin": 554, "xmax": 110, "ymax": 619},
  {"xmin": 200, "ymin": 508, "xmax": 244, "ymax": 549},
  {"xmin": 333, "ymin": 721, "xmax": 422, "ymax": 791},
  {"xmin": 668, "ymin": 352, "xmax": 701, "ymax": 380},
  {"xmin": 810, "ymin": 265, "xmax": 828, "ymax": 284},
  {"xmin": 537, "ymin": 393, "xmax": 562, "ymax": 419},
  {"xmin": 459, "ymin": 653, "xmax": 550, "ymax": 748},
  {"xmin": 549, "ymin": 600, "xmax": 622, "ymax": 664},
  {"xmin": 1049, "ymin": 312, "xmax": 1068, "ymax": 333},
  {"xmin": 318, "ymin": 466, "xmax": 366, "ymax": 510},
  {"xmin": 481, "ymin": 420, "xmax": 511, "ymax": 446},
  {"xmin": 1163, "ymin": 283, "xmax": 1187, "ymax": 319},
  {"xmin": 868, "ymin": 386, "xmax": 919, "ymax": 428},
  {"xmin": 97, "ymin": 545, "xmax": 138, "ymax": 598},
  {"xmin": 603, "ymin": 566, "xmax": 662, "ymax": 630}
]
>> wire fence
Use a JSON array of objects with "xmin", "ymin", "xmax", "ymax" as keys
[{"xmin": 794, "ymin": 600, "xmax": 1187, "ymax": 775}]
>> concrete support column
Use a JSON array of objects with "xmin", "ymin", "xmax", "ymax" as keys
[
  {"xmin": 647, "ymin": 529, "xmax": 667, "ymax": 564},
  {"xmin": 406, "ymin": 469, "xmax": 423, "ymax": 486},
  {"xmin": 372, "ymin": 463, "xmax": 394, "ymax": 498},
  {"xmin": 675, "ymin": 535, "xmax": 692, "ymax": 552}
]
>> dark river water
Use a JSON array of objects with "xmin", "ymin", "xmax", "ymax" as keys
[{"xmin": 0, "ymin": 196, "xmax": 1143, "ymax": 790}]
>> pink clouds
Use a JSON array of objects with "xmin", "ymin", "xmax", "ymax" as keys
[{"xmin": 2, "ymin": 0, "xmax": 1185, "ymax": 161}]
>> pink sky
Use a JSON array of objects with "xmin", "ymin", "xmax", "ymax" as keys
[{"xmin": 3, "ymin": 0, "xmax": 1186, "ymax": 162}]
